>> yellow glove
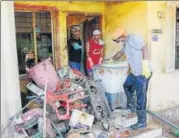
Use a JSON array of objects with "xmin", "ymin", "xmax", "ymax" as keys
[{"xmin": 142, "ymin": 60, "xmax": 151, "ymax": 79}]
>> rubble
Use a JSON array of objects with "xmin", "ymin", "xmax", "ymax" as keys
[
  {"xmin": 69, "ymin": 109, "xmax": 95, "ymax": 129},
  {"xmin": 1, "ymin": 58, "xmax": 134, "ymax": 138}
]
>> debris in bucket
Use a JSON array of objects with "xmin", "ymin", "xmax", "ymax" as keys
[{"xmin": 1, "ymin": 58, "xmax": 133, "ymax": 138}]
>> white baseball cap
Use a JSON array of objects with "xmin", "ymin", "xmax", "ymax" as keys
[{"xmin": 93, "ymin": 30, "xmax": 101, "ymax": 36}]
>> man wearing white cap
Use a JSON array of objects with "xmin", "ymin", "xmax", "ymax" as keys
[
  {"xmin": 112, "ymin": 27, "xmax": 152, "ymax": 130},
  {"xmin": 68, "ymin": 25, "xmax": 82, "ymax": 71},
  {"xmin": 86, "ymin": 30, "xmax": 104, "ymax": 77}
]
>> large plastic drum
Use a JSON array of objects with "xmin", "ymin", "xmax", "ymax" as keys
[
  {"xmin": 93, "ymin": 62, "xmax": 129, "ymax": 110},
  {"xmin": 28, "ymin": 58, "xmax": 60, "ymax": 92}
]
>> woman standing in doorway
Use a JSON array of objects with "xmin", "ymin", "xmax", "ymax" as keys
[
  {"xmin": 68, "ymin": 25, "xmax": 82, "ymax": 71},
  {"xmin": 86, "ymin": 30, "xmax": 104, "ymax": 78}
]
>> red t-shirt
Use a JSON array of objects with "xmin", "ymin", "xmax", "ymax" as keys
[{"xmin": 86, "ymin": 39, "xmax": 103, "ymax": 70}]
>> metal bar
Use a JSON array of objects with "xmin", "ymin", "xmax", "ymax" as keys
[
  {"xmin": 51, "ymin": 11, "xmax": 56, "ymax": 67},
  {"xmin": 43, "ymin": 78, "xmax": 47, "ymax": 138},
  {"xmin": 147, "ymin": 110, "xmax": 179, "ymax": 131},
  {"xmin": 32, "ymin": 11, "xmax": 38, "ymax": 64},
  {"xmin": 1, "ymin": 95, "xmax": 44, "ymax": 135}
]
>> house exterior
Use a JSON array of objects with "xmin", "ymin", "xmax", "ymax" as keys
[{"xmin": 1, "ymin": 1, "xmax": 179, "ymax": 136}]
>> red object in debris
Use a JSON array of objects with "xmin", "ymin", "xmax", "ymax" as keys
[
  {"xmin": 119, "ymin": 130, "xmax": 130, "ymax": 138},
  {"xmin": 46, "ymin": 90, "xmax": 88, "ymax": 120},
  {"xmin": 72, "ymin": 69, "xmax": 85, "ymax": 77},
  {"xmin": 56, "ymin": 78, "xmax": 71, "ymax": 91}
]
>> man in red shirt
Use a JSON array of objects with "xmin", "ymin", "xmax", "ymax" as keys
[{"xmin": 86, "ymin": 30, "xmax": 104, "ymax": 78}]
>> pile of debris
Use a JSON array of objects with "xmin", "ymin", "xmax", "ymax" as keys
[{"xmin": 1, "ymin": 58, "xmax": 136, "ymax": 138}]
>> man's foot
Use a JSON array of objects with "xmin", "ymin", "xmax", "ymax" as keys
[
  {"xmin": 131, "ymin": 122, "xmax": 147, "ymax": 130},
  {"xmin": 131, "ymin": 109, "xmax": 147, "ymax": 130}
]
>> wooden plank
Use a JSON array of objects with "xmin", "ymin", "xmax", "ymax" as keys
[{"xmin": 32, "ymin": 11, "xmax": 38, "ymax": 64}]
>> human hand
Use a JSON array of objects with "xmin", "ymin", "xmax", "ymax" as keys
[
  {"xmin": 142, "ymin": 60, "xmax": 151, "ymax": 79},
  {"xmin": 88, "ymin": 57, "xmax": 94, "ymax": 68}
]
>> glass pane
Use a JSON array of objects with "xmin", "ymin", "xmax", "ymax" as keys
[
  {"xmin": 35, "ymin": 12, "xmax": 52, "ymax": 62},
  {"xmin": 15, "ymin": 12, "xmax": 34, "ymax": 74}
]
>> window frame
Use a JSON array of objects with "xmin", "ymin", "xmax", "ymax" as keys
[{"xmin": 14, "ymin": 3, "xmax": 61, "ymax": 69}]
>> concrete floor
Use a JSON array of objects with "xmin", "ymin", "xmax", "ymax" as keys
[{"xmin": 151, "ymin": 106, "xmax": 179, "ymax": 138}]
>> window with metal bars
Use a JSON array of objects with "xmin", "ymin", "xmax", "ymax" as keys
[{"xmin": 15, "ymin": 11, "xmax": 53, "ymax": 74}]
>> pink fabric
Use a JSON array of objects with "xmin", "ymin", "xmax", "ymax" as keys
[
  {"xmin": 15, "ymin": 108, "xmax": 56, "ymax": 137},
  {"xmin": 21, "ymin": 108, "xmax": 43, "ymax": 123},
  {"xmin": 28, "ymin": 58, "xmax": 60, "ymax": 92}
]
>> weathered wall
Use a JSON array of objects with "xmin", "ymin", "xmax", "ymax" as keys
[
  {"xmin": 104, "ymin": 1, "xmax": 148, "ymax": 58},
  {"xmin": 15, "ymin": 1, "xmax": 105, "ymax": 67},
  {"xmin": 1, "ymin": 1, "xmax": 22, "ymax": 136},
  {"xmin": 13, "ymin": 1, "xmax": 179, "ymax": 111},
  {"xmin": 15, "ymin": 1, "xmax": 105, "ymax": 13},
  {"xmin": 104, "ymin": 1, "xmax": 179, "ymax": 111},
  {"xmin": 147, "ymin": 1, "xmax": 179, "ymax": 111}
]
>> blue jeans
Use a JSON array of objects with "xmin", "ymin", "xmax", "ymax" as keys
[
  {"xmin": 123, "ymin": 73, "xmax": 150, "ymax": 110},
  {"xmin": 69, "ymin": 61, "xmax": 81, "ymax": 71}
]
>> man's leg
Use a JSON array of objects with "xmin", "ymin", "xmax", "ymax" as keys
[
  {"xmin": 123, "ymin": 73, "xmax": 136, "ymax": 112},
  {"xmin": 131, "ymin": 75, "xmax": 147, "ymax": 130}
]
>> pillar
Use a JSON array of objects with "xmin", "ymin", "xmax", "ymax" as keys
[{"xmin": 1, "ymin": 1, "xmax": 22, "ymax": 137}]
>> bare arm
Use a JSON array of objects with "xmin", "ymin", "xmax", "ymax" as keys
[
  {"xmin": 112, "ymin": 50, "xmax": 124, "ymax": 61},
  {"xmin": 100, "ymin": 47, "xmax": 104, "ymax": 58},
  {"xmin": 86, "ymin": 42, "xmax": 90, "ymax": 58},
  {"xmin": 142, "ymin": 45, "xmax": 149, "ymax": 60},
  {"xmin": 86, "ymin": 41, "xmax": 94, "ymax": 66}
]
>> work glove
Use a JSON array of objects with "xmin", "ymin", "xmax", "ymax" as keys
[
  {"xmin": 142, "ymin": 60, "xmax": 152, "ymax": 79},
  {"xmin": 73, "ymin": 43, "xmax": 82, "ymax": 50},
  {"xmin": 88, "ymin": 57, "xmax": 94, "ymax": 68}
]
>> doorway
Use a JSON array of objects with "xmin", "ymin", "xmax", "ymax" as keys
[{"xmin": 66, "ymin": 13, "xmax": 102, "ymax": 75}]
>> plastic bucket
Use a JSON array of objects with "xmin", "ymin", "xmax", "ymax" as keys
[
  {"xmin": 93, "ymin": 62, "xmax": 129, "ymax": 94},
  {"xmin": 28, "ymin": 58, "xmax": 60, "ymax": 92},
  {"xmin": 93, "ymin": 62, "xmax": 129, "ymax": 109},
  {"xmin": 105, "ymin": 92, "xmax": 127, "ymax": 110}
]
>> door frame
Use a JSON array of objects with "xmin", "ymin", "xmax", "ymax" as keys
[
  {"xmin": 66, "ymin": 12, "xmax": 103, "ymax": 75},
  {"xmin": 14, "ymin": 4, "xmax": 61, "ymax": 69},
  {"xmin": 66, "ymin": 11, "xmax": 103, "ymax": 35}
]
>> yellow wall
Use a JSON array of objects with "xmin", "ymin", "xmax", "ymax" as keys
[
  {"xmin": 147, "ymin": 1, "xmax": 179, "ymax": 111},
  {"xmin": 104, "ymin": 1, "xmax": 179, "ymax": 111},
  {"xmin": 147, "ymin": 1, "xmax": 167, "ymax": 74},
  {"xmin": 15, "ymin": 1, "xmax": 105, "ymax": 13},
  {"xmin": 104, "ymin": 1, "xmax": 148, "ymax": 58},
  {"xmin": 14, "ymin": 1, "xmax": 179, "ymax": 111},
  {"xmin": 15, "ymin": 1, "xmax": 105, "ymax": 67}
]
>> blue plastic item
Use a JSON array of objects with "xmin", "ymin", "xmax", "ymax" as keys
[{"xmin": 73, "ymin": 43, "xmax": 82, "ymax": 50}]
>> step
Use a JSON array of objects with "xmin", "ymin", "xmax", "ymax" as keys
[
  {"xmin": 154, "ymin": 136, "xmax": 168, "ymax": 138},
  {"xmin": 129, "ymin": 124, "xmax": 162, "ymax": 138}
]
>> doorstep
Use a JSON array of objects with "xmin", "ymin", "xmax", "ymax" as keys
[
  {"xmin": 129, "ymin": 124, "xmax": 162, "ymax": 138},
  {"xmin": 154, "ymin": 136, "xmax": 169, "ymax": 138}
]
